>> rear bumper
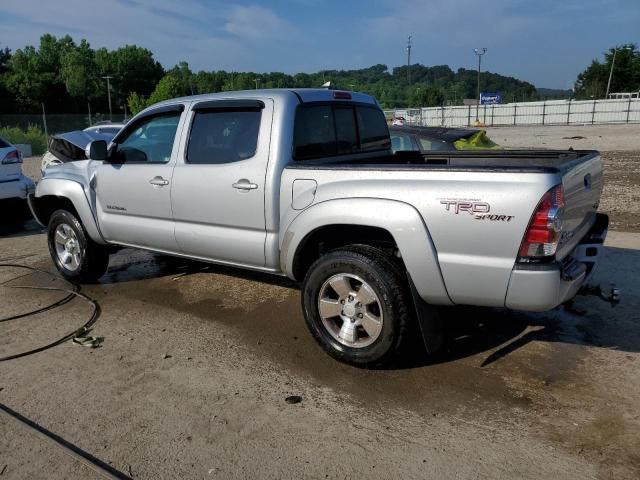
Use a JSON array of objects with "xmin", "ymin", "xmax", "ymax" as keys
[
  {"xmin": 505, "ymin": 213, "xmax": 608, "ymax": 311},
  {"xmin": 0, "ymin": 176, "xmax": 35, "ymax": 201}
]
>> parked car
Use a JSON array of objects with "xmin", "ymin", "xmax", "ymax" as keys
[
  {"xmin": 0, "ymin": 136, "xmax": 35, "ymax": 220},
  {"xmin": 29, "ymin": 89, "xmax": 608, "ymax": 366},
  {"xmin": 83, "ymin": 122, "xmax": 126, "ymax": 136},
  {"xmin": 390, "ymin": 126, "xmax": 500, "ymax": 152},
  {"xmin": 41, "ymin": 129, "xmax": 120, "ymax": 175}
]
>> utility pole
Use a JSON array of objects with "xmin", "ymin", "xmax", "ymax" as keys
[
  {"xmin": 605, "ymin": 45, "xmax": 632, "ymax": 99},
  {"xmin": 254, "ymin": 78, "xmax": 260, "ymax": 89},
  {"xmin": 406, "ymin": 35, "xmax": 412, "ymax": 84},
  {"xmin": 473, "ymin": 48, "xmax": 487, "ymax": 123},
  {"xmin": 102, "ymin": 75, "xmax": 113, "ymax": 121}
]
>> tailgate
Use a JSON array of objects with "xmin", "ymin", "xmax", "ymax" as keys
[{"xmin": 556, "ymin": 151, "xmax": 604, "ymax": 260}]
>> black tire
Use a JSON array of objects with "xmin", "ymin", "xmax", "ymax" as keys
[
  {"xmin": 302, "ymin": 245, "xmax": 410, "ymax": 367},
  {"xmin": 47, "ymin": 209, "xmax": 110, "ymax": 283}
]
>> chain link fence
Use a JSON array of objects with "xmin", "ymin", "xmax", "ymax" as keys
[
  {"xmin": 0, "ymin": 113, "xmax": 127, "ymax": 136},
  {"xmin": 385, "ymin": 98, "xmax": 640, "ymax": 128}
]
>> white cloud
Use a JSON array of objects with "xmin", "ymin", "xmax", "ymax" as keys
[
  {"xmin": 224, "ymin": 4, "xmax": 296, "ymax": 41},
  {"xmin": 0, "ymin": 0, "xmax": 301, "ymax": 71}
]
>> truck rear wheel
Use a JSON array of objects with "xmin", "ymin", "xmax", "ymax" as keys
[
  {"xmin": 301, "ymin": 245, "xmax": 409, "ymax": 367},
  {"xmin": 47, "ymin": 209, "xmax": 110, "ymax": 283}
]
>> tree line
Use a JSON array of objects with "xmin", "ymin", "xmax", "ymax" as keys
[{"xmin": 0, "ymin": 34, "xmax": 637, "ymax": 118}]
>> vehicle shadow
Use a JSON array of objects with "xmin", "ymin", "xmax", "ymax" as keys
[
  {"xmin": 393, "ymin": 244, "xmax": 640, "ymax": 370},
  {"xmin": 97, "ymin": 244, "xmax": 639, "ymax": 371},
  {"xmin": 100, "ymin": 248, "xmax": 298, "ymax": 290},
  {"xmin": 0, "ymin": 218, "xmax": 43, "ymax": 239}
]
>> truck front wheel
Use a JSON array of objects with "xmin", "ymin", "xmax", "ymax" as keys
[
  {"xmin": 47, "ymin": 210, "xmax": 110, "ymax": 283},
  {"xmin": 301, "ymin": 245, "xmax": 410, "ymax": 367}
]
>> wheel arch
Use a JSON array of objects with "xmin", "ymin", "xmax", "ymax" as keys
[
  {"xmin": 30, "ymin": 178, "xmax": 106, "ymax": 244},
  {"xmin": 282, "ymin": 198, "xmax": 452, "ymax": 305}
]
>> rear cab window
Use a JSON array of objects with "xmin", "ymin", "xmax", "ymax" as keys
[{"xmin": 293, "ymin": 103, "xmax": 390, "ymax": 161}]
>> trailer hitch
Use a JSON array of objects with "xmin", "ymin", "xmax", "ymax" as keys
[
  {"xmin": 580, "ymin": 284, "xmax": 621, "ymax": 307},
  {"xmin": 564, "ymin": 284, "xmax": 620, "ymax": 314}
]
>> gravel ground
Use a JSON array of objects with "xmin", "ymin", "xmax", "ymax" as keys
[{"xmin": 0, "ymin": 228, "xmax": 638, "ymax": 479}]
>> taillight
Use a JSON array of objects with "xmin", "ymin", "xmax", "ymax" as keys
[
  {"xmin": 518, "ymin": 185, "xmax": 565, "ymax": 261},
  {"xmin": 1, "ymin": 150, "xmax": 22, "ymax": 164}
]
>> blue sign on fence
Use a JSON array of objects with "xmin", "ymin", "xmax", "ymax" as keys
[{"xmin": 480, "ymin": 92, "xmax": 502, "ymax": 105}]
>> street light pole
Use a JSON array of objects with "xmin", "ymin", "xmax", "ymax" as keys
[
  {"xmin": 474, "ymin": 48, "xmax": 487, "ymax": 123},
  {"xmin": 102, "ymin": 75, "xmax": 113, "ymax": 121},
  {"xmin": 406, "ymin": 35, "xmax": 412, "ymax": 84}
]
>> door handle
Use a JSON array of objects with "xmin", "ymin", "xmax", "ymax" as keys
[
  {"xmin": 232, "ymin": 179, "xmax": 258, "ymax": 190},
  {"xmin": 149, "ymin": 176, "xmax": 169, "ymax": 186}
]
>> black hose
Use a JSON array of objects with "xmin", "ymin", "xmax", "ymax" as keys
[{"xmin": 0, "ymin": 264, "xmax": 100, "ymax": 362}]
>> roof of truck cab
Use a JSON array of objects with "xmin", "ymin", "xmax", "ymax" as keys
[{"xmin": 147, "ymin": 88, "xmax": 378, "ymax": 111}]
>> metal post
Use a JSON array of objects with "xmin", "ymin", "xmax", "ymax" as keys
[
  {"xmin": 474, "ymin": 48, "xmax": 487, "ymax": 122},
  {"xmin": 591, "ymin": 99, "xmax": 597, "ymax": 124},
  {"xmin": 102, "ymin": 75, "xmax": 113, "ymax": 121},
  {"xmin": 542, "ymin": 101, "xmax": 546, "ymax": 125},
  {"xmin": 566, "ymin": 99, "xmax": 572, "ymax": 125},
  {"xmin": 483, "ymin": 104, "xmax": 487, "ymax": 124},
  {"xmin": 491, "ymin": 105, "xmax": 495, "ymax": 126},
  {"xmin": 605, "ymin": 47, "xmax": 618, "ymax": 100},
  {"xmin": 87, "ymin": 101, "xmax": 92, "ymax": 126},
  {"xmin": 441, "ymin": 105, "xmax": 445, "ymax": 126},
  {"xmin": 41, "ymin": 103, "xmax": 48, "ymax": 138},
  {"xmin": 467, "ymin": 105, "xmax": 471, "ymax": 127},
  {"xmin": 513, "ymin": 104, "xmax": 517, "ymax": 126},
  {"xmin": 626, "ymin": 96, "xmax": 632, "ymax": 123}
]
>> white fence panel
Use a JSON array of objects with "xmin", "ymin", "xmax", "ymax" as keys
[{"xmin": 385, "ymin": 98, "xmax": 640, "ymax": 127}]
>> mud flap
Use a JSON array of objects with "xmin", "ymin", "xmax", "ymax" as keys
[
  {"xmin": 408, "ymin": 275, "xmax": 444, "ymax": 354},
  {"xmin": 575, "ymin": 213, "xmax": 609, "ymax": 286}
]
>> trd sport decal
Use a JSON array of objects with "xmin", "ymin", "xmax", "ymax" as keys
[{"xmin": 440, "ymin": 199, "xmax": 514, "ymax": 222}]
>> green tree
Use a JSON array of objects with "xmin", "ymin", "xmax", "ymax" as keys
[
  {"xmin": 127, "ymin": 92, "xmax": 148, "ymax": 115},
  {"xmin": 60, "ymin": 40, "xmax": 98, "ymax": 99},
  {"xmin": 409, "ymin": 85, "xmax": 445, "ymax": 107},
  {"xmin": 574, "ymin": 43, "xmax": 640, "ymax": 99},
  {"xmin": 95, "ymin": 45, "xmax": 164, "ymax": 111},
  {"xmin": 147, "ymin": 75, "xmax": 182, "ymax": 105}
]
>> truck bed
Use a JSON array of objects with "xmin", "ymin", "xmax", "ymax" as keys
[{"xmin": 287, "ymin": 149, "xmax": 599, "ymax": 173}]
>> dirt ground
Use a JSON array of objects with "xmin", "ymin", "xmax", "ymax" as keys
[{"xmin": 1, "ymin": 124, "xmax": 639, "ymax": 479}]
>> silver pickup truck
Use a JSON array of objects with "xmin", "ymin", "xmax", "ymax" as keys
[{"xmin": 29, "ymin": 88, "xmax": 608, "ymax": 366}]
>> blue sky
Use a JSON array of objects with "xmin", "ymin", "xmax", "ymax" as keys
[{"xmin": 1, "ymin": 0, "xmax": 638, "ymax": 88}]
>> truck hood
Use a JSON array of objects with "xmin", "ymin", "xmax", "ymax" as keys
[{"xmin": 42, "ymin": 159, "xmax": 96, "ymax": 186}]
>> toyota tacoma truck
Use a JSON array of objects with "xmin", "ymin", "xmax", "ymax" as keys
[{"xmin": 29, "ymin": 88, "xmax": 608, "ymax": 366}]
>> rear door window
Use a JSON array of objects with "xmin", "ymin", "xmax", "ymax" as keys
[{"xmin": 187, "ymin": 109, "xmax": 262, "ymax": 164}]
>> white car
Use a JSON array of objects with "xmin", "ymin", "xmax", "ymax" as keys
[
  {"xmin": 0, "ymin": 136, "xmax": 35, "ymax": 220},
  {"xmin": 83, "ymin": 123, "xmax": 125, "ymax": 135}
]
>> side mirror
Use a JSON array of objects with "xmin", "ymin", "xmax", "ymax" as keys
[{"xmin": 85, "ymin": 140, "xmax": 108, "ymax": 161}]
